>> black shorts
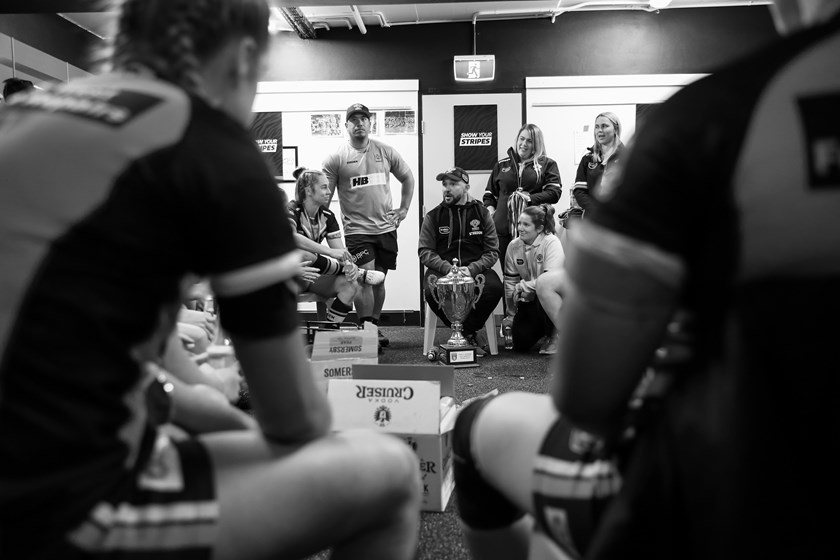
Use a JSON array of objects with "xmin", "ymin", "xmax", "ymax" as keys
[
  {"xmin": 531, "ymin": 417, "xmax": 621, "ymax": 558},
  {"xmin": 346, "ymin": 231, "xmax": 398, "ymax": 271},
  {"xmin": 59, "ymin": 434, "xmax": 217, "ymax": 559}
]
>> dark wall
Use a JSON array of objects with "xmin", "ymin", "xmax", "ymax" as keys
[
  {"xmin": 1, "ymin": 6, "xmax": 778, "ymax": 91},
  {"xmin": 264, "ymin": 7, "xmax": 779, "ymax": 94}
]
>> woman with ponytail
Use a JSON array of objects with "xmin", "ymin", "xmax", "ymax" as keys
[
  {"xmin": 484, "ymin": 123, "xmax": 562, "ymax": 262},
  {"xmin": 569, "ymin": 112, "xmax": 626, "ymax": 220},
  {"xmin": 0, "ymin": 1, "xmax": 420, "ymax": 558},
  {"xmin": 287, "ymin": 166, "xmax": 385, "ymax": 325},
  {"xmin": 502, "ymin": 203, "xmax": 565, "ymax": 354}
]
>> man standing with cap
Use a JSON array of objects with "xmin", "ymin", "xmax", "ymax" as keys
[
  {"xmin": 323, "ymin": 103, "xmax": 415, "ymax": 350},
  {"xmin": 419, "ymin": 166, "xmax": 502, "ymax": 356}
]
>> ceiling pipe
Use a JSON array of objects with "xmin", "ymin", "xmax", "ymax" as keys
[
  {"xmin": 350, "ymin": 5, "xmax": 367, "ymax": 34},
  {"xmin": 316, "ymin": 11, "xmax": 390, "ymax": 28}
]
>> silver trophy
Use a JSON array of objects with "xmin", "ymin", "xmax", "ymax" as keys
[{"xmin": 428, "ymin": 259, "xmax": 485, "ymax": 366}]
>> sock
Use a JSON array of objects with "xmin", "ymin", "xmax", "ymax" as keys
[
  {"xmin": 370, "ymin": 317, "xmax": 380, "ymax": 326},
  {"xmin": 325, "ymin": 297, "xmax": 352, "ymax": 324},
  {"xmin": 311, "ymin": 254, "xmax": 343, "ymax": 276}
]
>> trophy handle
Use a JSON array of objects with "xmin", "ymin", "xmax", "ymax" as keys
[
  {"xmin": 472, "ymin": 274, "xmax": 485, "ymax": 309},
  {"xmin": 427, "ymin": 274, "xmax": 441, "ymax": 306}
]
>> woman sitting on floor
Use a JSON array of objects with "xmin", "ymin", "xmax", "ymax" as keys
[{"xmin": 502, "ymin": 204, "xmax": 565, "ymax": 354}]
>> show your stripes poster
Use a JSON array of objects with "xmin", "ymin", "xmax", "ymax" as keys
[
  {"xmin": 249, "ymin": 111, "xmax": 284, "ymax": 176},
  {"xmin": 454, "ymin": 104, "xmax": 497, "ymax": 172}
]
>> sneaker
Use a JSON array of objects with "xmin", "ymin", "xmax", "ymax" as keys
[
  {"xmin": 358, "ymin": 269, "xmax": 386, "ymax": 286},
  {"xmin": 378, "ymin": 328, "xmax": 390, "ymax": 347},
  {"xmin": 539, "ymin": 333, "xmax": 559, "ymax": 355},
  {"xmin": 465, "ymin": 333, "xmax": 487, "ymax": 358}
]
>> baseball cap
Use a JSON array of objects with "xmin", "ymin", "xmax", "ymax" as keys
[
  {"xmin": 436, "ymin": 167, "xmax": 469, "ymax": 185},
  {"xmin": 346, "ymin": 103, "xmax": 371, "ymax": 121}
]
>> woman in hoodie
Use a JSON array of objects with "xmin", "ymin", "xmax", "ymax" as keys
[
  {"xmin": 484, "ymin": 124, "xmax": 562, "ymax": 262},
  {"xmin": 503, "ymin": 204, "xmax": 565, "ymax": 354}
]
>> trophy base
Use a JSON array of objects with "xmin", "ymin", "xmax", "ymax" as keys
[{"xmin": 435, "ymin": 343, "xmax": 479, "ymax": 368}]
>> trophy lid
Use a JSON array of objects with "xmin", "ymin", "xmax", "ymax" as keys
[{"xmin": 435, "ymin": 258, "xmax": 474, "ymax": 286}]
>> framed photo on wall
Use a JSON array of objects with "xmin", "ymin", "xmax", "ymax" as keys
[
  {"xmin": 384, "ymin": 110, "xmax": 415, "ymax": 134},
  {"xmin": 310, "ymin": 113, "xmax": 343, "ymax": 137},
  {"xmin": 281, "ymin": 146, "xmax": 298, "ymax": 181}
]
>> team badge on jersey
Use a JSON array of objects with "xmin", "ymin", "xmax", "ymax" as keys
[
  {"xmin": 798, "ymin": 93, "xmax": 840, "ymax": 189},
  {"xmin": 439, "ymin": 226, "xmax": 451, "ymax": 235},
  {"xmin": 536, "ymin": 254, "xmax": 544, "ymax": 263},
  {"xmin": 516, "ymin": 258, "xmax": 525, "ymax": 265}
]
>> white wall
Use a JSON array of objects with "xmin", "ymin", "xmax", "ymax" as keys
[
  {"xmin": 254, "ymin": 80, "xmax": 421, "ymax": 313},
  {"xmin": 421, "ymin": 93, "xmax": 522, "ymax": 213},
  {"xmin": 526, "ymin": 74, "xmax": 707, "ymax": 214}
]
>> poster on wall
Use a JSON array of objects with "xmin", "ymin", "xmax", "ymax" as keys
[
  {"xmin": 384, "ymin": 110, "xmax": 415, "ymax": 134},
  {"xmin": 281, "ymin": 146, "xmax": 298, "ymax": 181},
  {"xmin": 250, "ymin": 111, "xmax": 283, "ymax": 176},
  {"xmin": 454, "ymin": 105, "xmax": 497, "ymax": 172},
  {"xmin": 310, "ymin": 113, "xmax": 344, "ymax": 137}
]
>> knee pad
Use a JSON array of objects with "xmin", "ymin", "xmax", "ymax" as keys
[{"xmin": 453, "ymin": 396, "xmax": 525, "ymax": 529}]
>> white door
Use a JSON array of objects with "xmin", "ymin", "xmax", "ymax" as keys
[
  {"xmin": 420, "ymin": 93, "xmax": 522, "ymax": 318},
  {"xmin": 421, "ymin": 93, "xmax": 522, "ymax": 213}
]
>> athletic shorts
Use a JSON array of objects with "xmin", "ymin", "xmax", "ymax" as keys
[
  {"xmin": 58, "ymin": 433, "xmax": 217, "ymax": 559},
  {"xmin": 531, "ymin": 416, "xmax": 622, "ymax": 558},
  {"xmin": 346, "ymin": 231, "xmax": 398, "ymax": 271}
]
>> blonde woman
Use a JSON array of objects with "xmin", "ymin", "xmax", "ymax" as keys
[
  {"xmin": 484, "ymin": 123, "xmax": 562, "ymax": 262},
  {"xmin": 570, "ymin": 112, "xmax": 626, "ymax": 219},
  {"xmin": 0, "ymin": 1, "xmax": 420, "ymax": 558}
]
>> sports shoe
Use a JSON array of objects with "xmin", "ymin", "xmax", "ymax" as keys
[
  {"xmin": 465, "ymin": 333, "xmax": 487, "ymax": 358},
  {"xmin": 358, "ymin": 269, "xmax": 386, "ymax": 286},
  {"xmin": 539, "ymin": 333, "xmax": 559, "ymax": 355},
  {"xmin": 378, "ymin": 328, "xmax": 390, "ymax": 347}
]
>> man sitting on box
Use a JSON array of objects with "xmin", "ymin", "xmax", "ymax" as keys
[{"xmin": 419, "ymin": 167, "xmax": 502, "ymax": 356}]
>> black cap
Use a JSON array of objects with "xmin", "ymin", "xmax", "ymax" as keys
[
  {"xmin": 346, "ymin": 103, "xmax": 371, "ymax": 121},
  {"xmin": 436, "ymin": 166, "xmax": 469, "ymax": 185}
]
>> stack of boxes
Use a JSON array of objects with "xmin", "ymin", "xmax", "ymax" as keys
[{"xmin": 327, "ymin": 364, "xmax": 458, "ymax": 512}]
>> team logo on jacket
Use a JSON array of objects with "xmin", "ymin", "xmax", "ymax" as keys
[
  {"xmin": 439, "ymin": 226, "xmax": 451, "ymax": 234},
  {"xmin": 516, "ymin": 258, "xmax": 524, "ymax": 265},
  {"xmin": 536, "ymin": 254, "xmax": 544, "ymax": 263},
  {"xmin": 470, "ymin": 219, "xmax": 480, "ymax": 229}
]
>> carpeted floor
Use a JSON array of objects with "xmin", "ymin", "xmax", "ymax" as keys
[{"xmin": 304, "ymin": 323, "xmax": 555, "ymax": 560}]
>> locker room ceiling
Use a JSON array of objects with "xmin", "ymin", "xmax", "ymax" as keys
[{"xmin": 2, "ymin": 1, "xmax": 773, "ymax": 40}]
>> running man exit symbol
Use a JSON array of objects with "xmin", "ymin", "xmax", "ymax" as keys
[{"xmin": 468, "ymin": 61, "xmax": 481, "ymax": 79}]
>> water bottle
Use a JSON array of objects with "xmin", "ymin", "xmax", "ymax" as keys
[
  {"xmin": 426, "ymin": 347, "xmax": 439, "ymax": 362},
  {"xmin": 503, "ymin": 324, "xmax": 513, "ymax": 350}
]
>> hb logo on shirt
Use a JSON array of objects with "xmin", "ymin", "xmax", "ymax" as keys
[{"xmin": 352, "ymin": 176, "xmax": 370, "ymax": 187}]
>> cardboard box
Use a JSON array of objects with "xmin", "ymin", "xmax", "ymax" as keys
[
  {"xmin": 310, "ymin": 325, "xmax": 378, "ymax": 391},
  {"xmin": 327, "ymin": 364, "xmax": 458, "ymax": 512}
]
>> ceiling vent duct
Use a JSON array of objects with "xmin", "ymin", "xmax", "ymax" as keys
[{"xmin": 280, "ymin": 6, "xmax": 317, "ymax": 39}]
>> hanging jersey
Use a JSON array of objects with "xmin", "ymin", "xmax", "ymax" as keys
[{"xmin": 322, "ymin": 137, "xmax": 412, "ymax": 235}]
